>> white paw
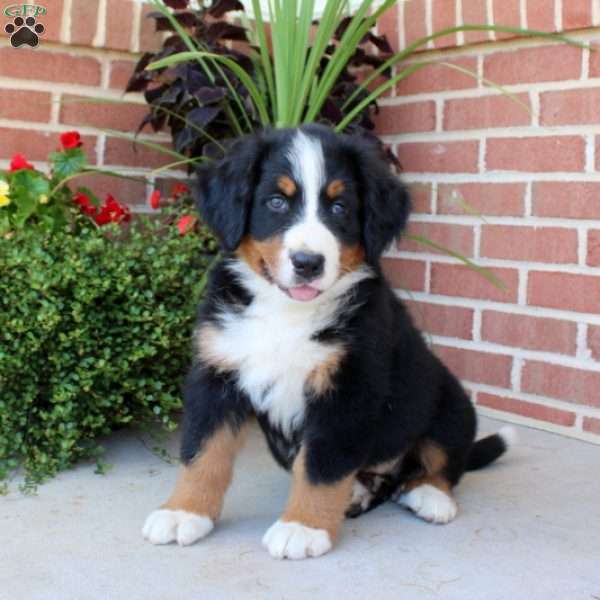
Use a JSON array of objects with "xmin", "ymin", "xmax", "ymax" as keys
[
  {"xmin": 350, "ymin": 480, "xmax": 372, "ymax": 511},
  {"xmin": 142, "ymin": 509, "xmax": 214, "ymax": 546},
  {"xmin": 395, "ymin": 484, "xmax": 457, "ymax": 524},
  {"xmin": 262, "ymin": 520, "xmax": 332, "ymax": 560}
]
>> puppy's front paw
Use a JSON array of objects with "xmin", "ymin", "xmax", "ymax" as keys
[
  {"xmin": 262, "ymin": 520, "xmax": 332, "ymax": 560},
  {"xmin": 394, "ymin": 484, "xmax": 457, "ymax": 524},
  {"xmin": 142, "ymin": 509, "xmax": 214, "ymax": 546}
]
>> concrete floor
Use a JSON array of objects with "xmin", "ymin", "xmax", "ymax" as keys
[{"xmin": 2, "ymin": 417, "xmax": 599, "ymax": 600}]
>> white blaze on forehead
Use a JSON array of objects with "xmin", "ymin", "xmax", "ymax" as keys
[
  {"xmin": 286, "ymin": 130, "xmax": 325, "ymax": 219},
  {"xmin": 281, "ymin": 130, "xmax": 340, "ymax": 291}
]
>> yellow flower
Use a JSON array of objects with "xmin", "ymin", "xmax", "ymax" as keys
[
  {"xmin": 39, "ymin": 194, "xmax": 49, "ymax": 204},
  {"xmin": 0, "ymin": 181, "xmax": 10, "ymax": 207}
]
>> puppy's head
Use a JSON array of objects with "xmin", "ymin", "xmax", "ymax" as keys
[{"xmin": 195, "ymin": 124, "xmax": 411, "ymax": 302}]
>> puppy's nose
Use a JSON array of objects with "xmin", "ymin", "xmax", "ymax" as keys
[{"xmin": 291, "ymin": 251, "xmax": 325, "ymax": 280}]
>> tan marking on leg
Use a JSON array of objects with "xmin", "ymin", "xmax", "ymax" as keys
[
  {"xmin": 237, "ymin": 236, "xmax": 283, "ymax": 280},
  {"xmin": 280, "ymin": 448, "xmax": 354, "ymax": 541},
  {"xmin": 277, "ymin": 175, "xmax": 297, "ymax": 197},
  {"xmin": 339, "ymin": 243, "xmax": 365, "ymax": 274},
  {"xmin": 419, "ymin": 440, "xmax": 447, "ymax": 475},
  {"xmin": 305, "ymin": 347, "xmax": 346, "ymax": 395},
  {"xmin": 402, "ymin": 440, "xmax": 452, "ymax": 495},
  {"xmin": 196, "ymin": 324, "xmax": 239, "ymax": 372},
  {"xmin": 163, "ymin": 424, "xmax": 248, "ymax": 521},
  {"xmin": 326, "ymin": 179, "xmax": 345, "ymax": 199}
]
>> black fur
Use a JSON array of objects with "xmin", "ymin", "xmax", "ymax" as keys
[{"xmin": 183, "ymin": 124, "xmax": 511, "ymax": 517}]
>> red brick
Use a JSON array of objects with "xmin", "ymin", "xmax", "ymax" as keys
[
  {"xmin": 432, "ymin": 0, "xmax": 456, "ymax": 48},
  {"xmin": 480, "ymin": 225, "xmax": 578, "ymax": 264},
  {"xmin": 587, "ymin": 325, "xmax": 600, "ymax": 361},
  {"xmin": 0, "ymin": 49, "xmax": 101, "ymax": 86},
  {"xmin": 433, "ymin": 345, "xmax": 513, "ymax": 387},
  {"xmin": 431, "ymin": 263, "xmax": 519, "ymax": 302},
  {"xmin": 583, "ymin": 416, "xmax": 600, "ymax": 435},
  {"xmin": 481, "ymin": 311, "xmax": 577, "ymax": 354},
  {"xmin": 405, "ymin": 300, "xmax": 474, "ymax": 339},
  {"xmin": 109, "ymin": 60, "xmax": 136, "ymax": 90},
  {"xmin": 139, "ymin": 3, "xmax": 164, "ymax": 52},
  {"xmin": 438, "ymin": 183, "xmax": 525, "ymax": 216},
  {"xmin": 380, "ymin": 257, "xmax": 426, "ymax": 291},
  {"xmin": 462, "ymin": 1, "xmax": 489, "ymax": 44},
  {"xmin": 522, "ymin": 361, "xmax": 600, "ymax": 408},
  {"xmin": 105, "ymin": 0, "xmax": 134, "ymax": 51},
  {"xmin": 397, "ymin": 57, "xmax": 478, "ymax": 95},
  {"xmin": 590, "ymin": 43, "xmax": 600, "ymax": 78},
  {"xmin": 586, "ymin": 230, "xmax": 600, "ymax": 266},
  {"xmin": 374, "ymin": 102, "xmax": 436, "ymax": 135},
  {"xmin": 478, "ymin": 393, "xmax": 576, "ymax": 426},
  {"xmin": 75, "ymin": 173, "xmax": 148, "ymax": 207},
  {"xmin": 0, "ymin": 90, "xmax": 51, "ymax": 123},
  {"xmin": 408, "ymin": 183, "xmax": 432, "ymax": 214},
  {"xmin": 528, "ymin": 271, "xmax": 600, "ymax": 313},
  {"xmin": 104, "ymin": 137, "xmax": 174, "ymax": 169},
  {"xmin": 378, "ymin": 4, "xmax": 399, "ymax": 53},
  {"xmin": 541, "ymin": 88, "xmax": 600, "ymax": 126},
  {"xmin": 0, "ymin": 128, "xmax": 97, "ymax": 163},
  {"xmin": 527, "ymin": 0, "xmax": 556, "ymax": 32},
  {"xmin": 70, "ymin": 0, "xmax": 99, "ymax": 46},
  {"xmin": 403, "ymin": 0, "xmax": 427, "ymax": 48},
  {"xmin": 483, "ymin": 45, "xmax": 582, "ymax": 85},
  {"xmin": 493, "ymin": 0, "xmax": 521, "ymax": 40},
  {"xmin": 444, "ymin": 94, "xmax": 531, "ymax": 130},
  {"xmin": 486, "ymin": 136, "xmax": 585, "ymax": 173},
  {"xmin": 533, "ymin": 182, "xmax": 600, "ymax": 219},
  {"xmin": 397, "ymin": 141, "xmax": 479, "ymax": 173},
  {"xmin": 60, "ymin": 95, "xmax": 148, "ymax": 132},
  {"xmin": 563, "ymin": 0, "xmax": 593, "ymax": 30},
  {"xmin": 400, "ymin": 222, "xmax": 474, "ymax": 257},
  {"xmin": 37, "ymin": 0, "xmax": 64, "ymax": 43}
]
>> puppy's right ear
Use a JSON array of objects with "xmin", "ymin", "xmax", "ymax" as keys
[{"xmin": 194, "ymin": 133, "xmax": 267, "ymax": 251}]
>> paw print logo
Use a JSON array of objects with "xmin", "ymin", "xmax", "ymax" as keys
[{"xmin": 5, "ymin": 16, "xmax": 45, "ymax": 48}]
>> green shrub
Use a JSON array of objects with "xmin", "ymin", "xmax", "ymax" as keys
[{"xmin": 0, "ymin": 219, "xmax": 216, "ymax": 489}]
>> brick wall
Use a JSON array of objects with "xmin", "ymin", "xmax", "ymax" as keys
[
  {"xmin": 0, "ymin": 0, "xmax": 173, "ymax": 210},
  {"xmin": 2, "ymin": 1, "xmax": 600, "ymax": 444},
  {"xmin": 377, "ymin": 0, "xmax": 600, "ymax": 444}
]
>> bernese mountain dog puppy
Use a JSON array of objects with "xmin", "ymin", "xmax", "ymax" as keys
[{"xmin": 142, "ymin": 124, "xmax": 515, "ymax": 560}]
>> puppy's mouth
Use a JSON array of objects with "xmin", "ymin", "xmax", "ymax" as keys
[{"xmin": 283, "ymin": 284, "xmax": 322, "ymax": 302}]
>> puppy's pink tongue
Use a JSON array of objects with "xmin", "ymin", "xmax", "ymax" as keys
[{"xmin": 288, "ymin": 285, "xmax": 320, "ymax": 301}]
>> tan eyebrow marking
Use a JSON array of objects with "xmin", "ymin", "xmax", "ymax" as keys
[
  {"xmin": 277, "ymin": 175, "xmax": 297, "ymax": 197},
  {"xmin": 326, "ymin": 179, "xmax": 345, "ymax": 199}
]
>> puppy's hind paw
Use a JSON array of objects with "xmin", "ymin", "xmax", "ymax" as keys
[{"xmin": 142, "ymin": 509, "xmax": 214, "ymax": 546}]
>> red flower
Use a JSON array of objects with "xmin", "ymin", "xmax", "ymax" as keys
[
  {"xmin": 73, "ymin": 192, "xmax": 97, "ymax": 216},
  {"xmin": 9, "ymin": 153, "xmax": 34, "ymax": 172},
  {"xmin": 94, "ymin": 194, "xmax": 131, "ymax": 225},
  {"xmin": 177, "ymin": 215, "xmax": 196, "ymax": 235},
  {"xmin": 150, "ymin": 190, "xmax": 161, "ymax": 210},
  {"xmin": 60, "ymin": 131, "xmax": 82, "ymax": 150},
  {"xmin": 172, "ymin": 183, "xmax": 190, "ymax": 198}
]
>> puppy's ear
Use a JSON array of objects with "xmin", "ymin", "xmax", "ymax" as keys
[
  {"xmin": 353, "ymin": 142, "xmax": 412, "ymax": 265},
  {"xmin": 194, "ymin": 133, "xmax": 267, "ymax": 251}
]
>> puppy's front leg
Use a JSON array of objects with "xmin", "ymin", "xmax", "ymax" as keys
[
  {"xmin": 143, "ymin": 423, "xmax": 248, "ymax": 546},
  {"xmin": 263, "ymin": 448, "xmax": 354, "ymax": 560}
]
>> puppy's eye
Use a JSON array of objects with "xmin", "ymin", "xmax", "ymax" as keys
[
  {"xmin": 267, "ymin": 196, "xmax": 289, "ymax": 213},
  {"xmin": 331, "ymin": 201, "xmax": 346, "ymax": 216}
]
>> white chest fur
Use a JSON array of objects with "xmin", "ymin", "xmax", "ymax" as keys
[{"xmin": 197, "ymin": 262, "xmax": 372, "ymax": 435}]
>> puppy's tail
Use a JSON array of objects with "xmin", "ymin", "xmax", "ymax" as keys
[{"xmin": 466, "ymin": 426, "xmax": 517, "ymax": 471}]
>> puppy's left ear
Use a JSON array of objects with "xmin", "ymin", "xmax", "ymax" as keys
[
  {"xmin": 354, "ymin": 143, "xmax": 412, "ymax": 265},
  {"xmin": 194, "ymin": 133, "xmax": 268, "ymax": 251}
]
